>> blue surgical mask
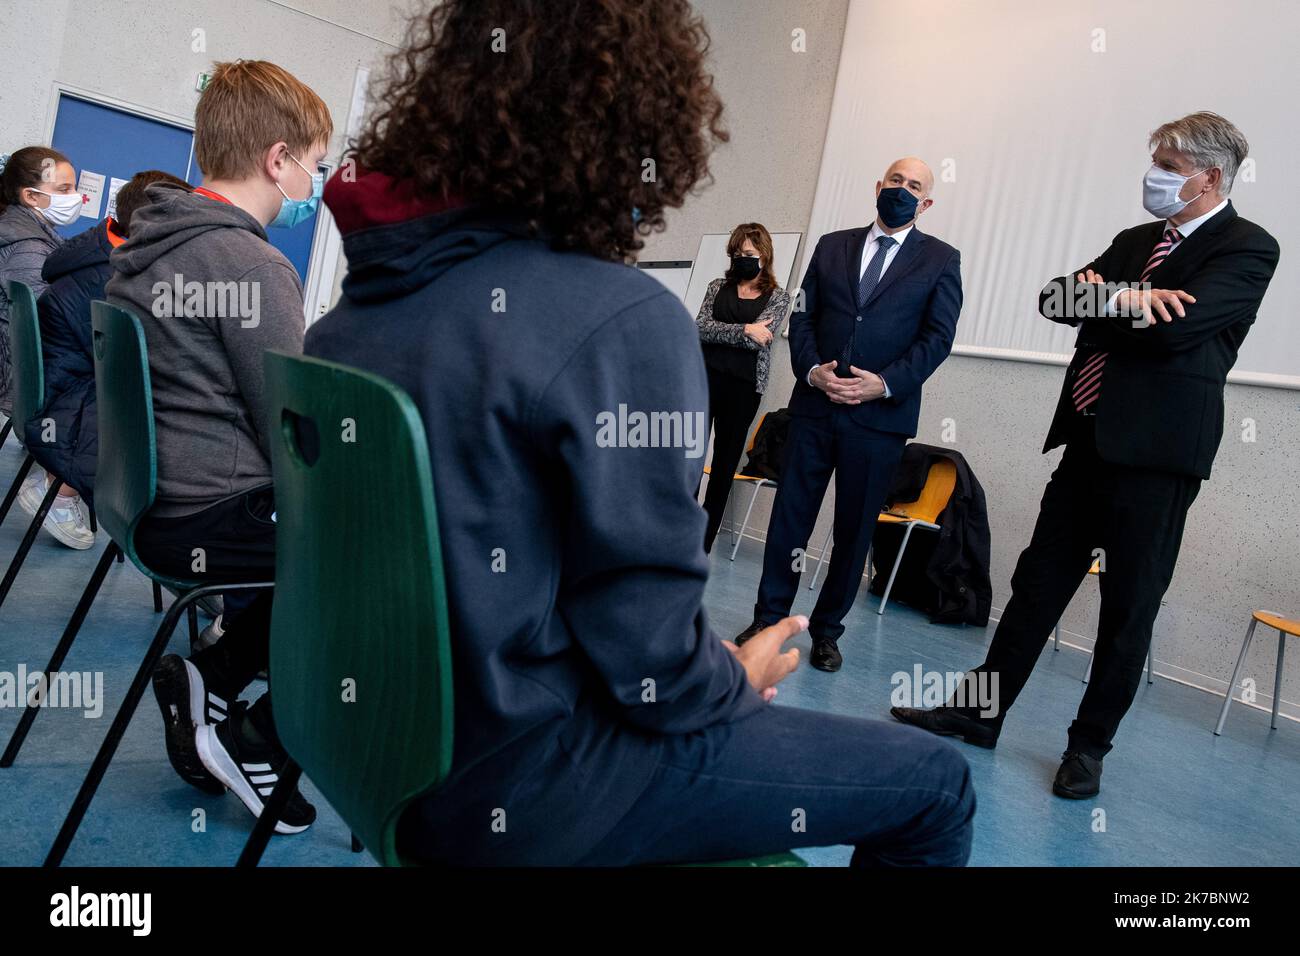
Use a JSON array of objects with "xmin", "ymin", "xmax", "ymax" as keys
[
  {"xmin": 270, "ymin": 152, "xmax": 323, "ymax": 229},
  {"xmin": 1142, "ymin": 164, "xmax": 1207, "ymax": 220},
  {"xmin": 876, "ymin": 186, "xmax": 919, "ymax": 229}
]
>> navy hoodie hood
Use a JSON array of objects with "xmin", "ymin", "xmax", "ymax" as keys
[{"xmin": 323, "ymin": 167, "xmax": 535, "ymax": 304}]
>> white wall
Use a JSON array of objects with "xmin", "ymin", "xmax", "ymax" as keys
[
  {"xmin": 640, "ymin": 0, "xmax": 850, "ymax": 270},
  {"xmin": 2, "ymin": 0, "xmax": 420, "ymax": 152}
]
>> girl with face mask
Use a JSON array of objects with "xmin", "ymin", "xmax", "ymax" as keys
[{"xmin": 0, "ymin": 146, "xmax": 80, "ymax": 416}]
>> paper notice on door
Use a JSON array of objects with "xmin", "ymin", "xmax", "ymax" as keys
[
  {"xmin": 77, "ymin": 170, "xmax": 106, "ymax": 219},
  {"xmin": 105, "ymin": 177, "xmax": 128, "ymax": 222}
]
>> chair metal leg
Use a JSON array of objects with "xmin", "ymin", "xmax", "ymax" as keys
[
  {"xmin": 1054, "ymin": 624, "xmax": 1061, "ymax": 651},
  {"xmin": 1, "ymin": 542, "xmax": 120, "ymax": 767},
  {"xmin": 877, "ymin": 522, "xmax": 915, "ymax": 616},
  {"xmin": 1214, "ymin": 618, "xmax": 1259, "ymax": 736},
  {"xmin": 44, "ymin": 583, "xmax": 231, "ymax": 867},
  {"xmin": 0, "ymin": 417, "xmax": 11, "ymax": 449},
  {"xmin": 187, "ymin": 604, "xmax": 199, "ymax": 646},
  {"xmin": 1083, "ymin": 652, "xmax": 1092, "ymax": 684},
  {"xmin": 236, "ymin": 757, "xmax": 303, "ymax": 867},
  {"xmin": 87, "ymin": 507, "xmax": 97, "ymax": 534},
  {"xmin": 152, "ymin": 579, "xmax": 162, "ymax": 611},
  {"xmin": 1271, "ymin": 628, "xmax": 1285, "ymax": 730},
  {"xmin": 728, "ymin": 484, "xmax": 737, "ymax": 548},
  {"xmin": 729, "ymin": 481, "xmax": 767, "ymax": 562},
  {"xmin": 0, "ymin": 453, "xmax": 37, "ymax": 526},
  {"xmin": 351, "ymin": 833, "xmax": 364, "ymax": 853},
  {"xmin": 808, "ymin": 523, "xmax": 833, "ymax": 590},
  {"xmin": 115, "ymin": 549, "xmax": 124, "ymax": 563},
  {"xmin": 0, "ymin": 477, "xmax": 61, "ymax": 612}
]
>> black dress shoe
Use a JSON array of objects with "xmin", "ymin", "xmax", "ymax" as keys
[
  {"xmin": 1052, "ymin": 751, "xmax": 1102, "ymax": 798},
  {"xmin": 809, "ymin": 638, "xmax": 843, "ymax": 672},
  {"xmin": 889, "ymin": 705, "xmax": 999, "ymax": 749},
  {"xmin": 733, "ymin": 620, "xmax": 765, "ymax": 646}
]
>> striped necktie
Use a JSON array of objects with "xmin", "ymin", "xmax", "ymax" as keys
[
  {"xmin": 858, "ymin": 234, "xmax": 897, "ymax": 308},
  {"xmin": 1072, "ymin": 226, "xmax": 1181, "ymax": 413}
]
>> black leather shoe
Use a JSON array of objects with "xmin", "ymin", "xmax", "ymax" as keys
[
  {"xmin": 809, "ymin": 638, "xmax": 843, "ymax": 672},
  {"xmin": 1052, "ymin": 751, "xmax": 1102, "ymax": 798},
  {"xmin": 889, "ymin": 706, "xmax": 999, "ymax": 749},
  {"xmin": 733, "ymin": 620, "xmax": 765, "ymax": 646}
]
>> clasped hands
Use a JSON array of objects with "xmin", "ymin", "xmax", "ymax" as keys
[{"xmin": 809, "ymin": 361, "xmax": 886, "ymax": 403}]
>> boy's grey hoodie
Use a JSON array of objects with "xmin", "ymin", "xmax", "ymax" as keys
[{"xmin": 106, "ymin": 183, "xmax": 304, "ymax": 517}]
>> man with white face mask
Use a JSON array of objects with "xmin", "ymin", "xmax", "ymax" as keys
[{"xmin": 892, "ymin": 112, "xmax": 1279, "ymax": 799}]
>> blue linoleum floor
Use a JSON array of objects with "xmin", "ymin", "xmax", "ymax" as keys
[{"xmin": 1, "ymin": 439, "xmax": 1296, "ymax": 866}]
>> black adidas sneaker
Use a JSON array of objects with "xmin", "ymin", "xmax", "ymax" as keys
[
  {"xmin": 152, "ymin": 654, "xmax": 230, "ymax": 795},
  {"xmin": 195, "ymin": 705, "xmax": 316, "ymax": 835}
]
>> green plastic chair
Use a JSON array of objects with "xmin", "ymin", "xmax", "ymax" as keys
[
  {"xmin": 41, "ymin": 301, "xmax": 272, "ymax": 866},
  {"xmin": 0, "ymin": 280, "xmax": 46, "ymax": 459},
  {"xmin": 0, "ymin": 279, "xmax": 65, "ymax": 612},
  {"xmin": 2, "ymin": 293, "xmax": 169, "ymax": 769},
  {"xmin": 239, "ymin": 350, "xmax": 454, "ymax": 867},
  {"xmin": 7, "ymin": 280, "xmax": 43, "ymax": 442},
  {"xmin": 239, "ymin": 352, "xmax": 804, "ymax": 869}
]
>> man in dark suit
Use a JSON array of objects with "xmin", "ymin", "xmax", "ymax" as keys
[
  {"xmin": 893, "ymin": 112, "xmax": 1280, "ymax": 797},
  {"xmin": 735, "ymin": 157, "xmax": 963, "ymax": 672}
]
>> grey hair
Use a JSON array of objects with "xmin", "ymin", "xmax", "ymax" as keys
[{"xmin": 1149, "ymin": 112, "xmax": 1249, "ymax": 196}]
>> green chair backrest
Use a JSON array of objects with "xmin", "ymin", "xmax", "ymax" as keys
[
  {"xmin": 90, "ymin": 300, "xmax": 182, "ymax": 583},
  {"xmin": 263, "ymin": 351, "xmax": 454, "ymax": 867},
  {"xmin": 6, "ymin": 280, "xmax": 44, "ymax": 434}
]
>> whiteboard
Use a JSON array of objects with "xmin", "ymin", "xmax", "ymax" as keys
[
  {"xmin": 636, "ymin": 261, "xmax": 693, "ymax": 301},
  {"xmin": 683, "ymin": 232, "xmax": 803, "ymax": 322}
]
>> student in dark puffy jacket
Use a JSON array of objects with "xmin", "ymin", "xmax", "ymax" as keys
[{"xmin": 17, "ymin": 171, "xmax": 193, "ymax": 552}]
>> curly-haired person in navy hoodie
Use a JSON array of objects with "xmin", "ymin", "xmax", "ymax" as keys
[{"xmin": 307, "ymin": 0, "xmax": 976, "ymax": 866}]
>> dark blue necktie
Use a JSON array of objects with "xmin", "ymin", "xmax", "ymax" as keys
[
  {"xmin": 840, "ymin": 235, "xmax": 898, "ymax": 374},
  {"xmin": 857, "ymin": 234, "xmax": 897, "ymax": 309}
]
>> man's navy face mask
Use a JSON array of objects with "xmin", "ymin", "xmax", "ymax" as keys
[{"xmin": 876, "ymin": 186, "xmax": 919, "ymax": 228}]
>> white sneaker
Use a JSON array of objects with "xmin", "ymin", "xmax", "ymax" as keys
[
  {"xmin": 42, "ymin": 494, "xmax": 96, "ymax": 550},
  {"xmin": 17, "ymin": 466, "xmax": 50, "ymax": 517}
]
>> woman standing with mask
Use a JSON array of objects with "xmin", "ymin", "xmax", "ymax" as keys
[
  {"xmin": 0, "ymin": 147, "xmax": 80, "ymax": 416},
  {"xmin": 695, "ymin": 223, "xmax": 790, "ymax": 553}
]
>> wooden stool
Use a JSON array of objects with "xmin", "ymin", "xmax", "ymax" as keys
[{"xmin": 1214, "ymin": 610, "xmax": 1298, "ymax": 735}]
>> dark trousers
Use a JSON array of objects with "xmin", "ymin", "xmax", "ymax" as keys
[
  {"xmin": 963, "ymin": 416, "xmax": 1200, "ymax": 758},
  {"xmin": 754, "ymin": 410, "xmax": 906, "ymax": 641},
  {"xmin": 134, "ymin": 484, "xmax": 278, "ymax": 730},
  {"xmin": 699, "ymin": 367, "xmax": 763, "ymax": 553},
  {"xmin": 575, "ymin": 704, "xmax": 975, "ymax": 866}
]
